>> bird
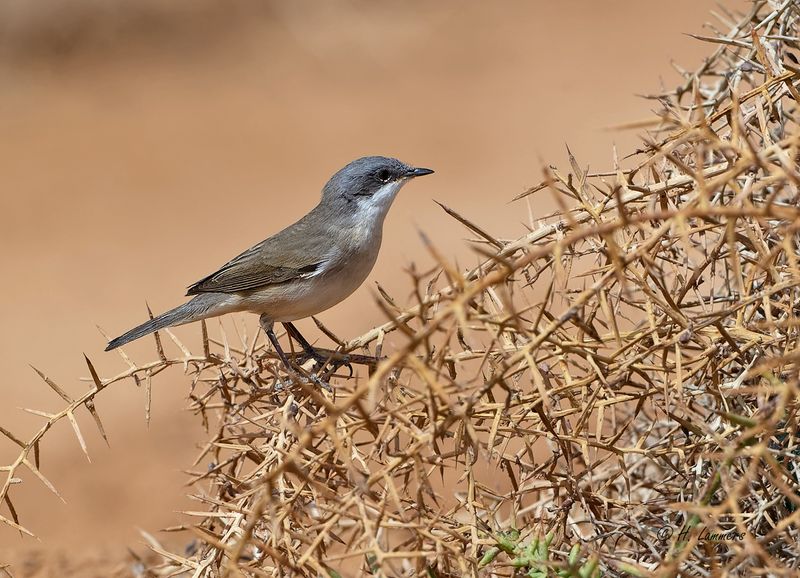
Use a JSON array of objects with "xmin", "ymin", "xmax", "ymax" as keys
[{"xmin": 105, "ymin": 156, "xmax": 434, "ymax": 372}]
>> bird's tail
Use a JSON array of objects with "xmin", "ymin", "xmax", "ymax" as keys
[{"xmin": 105, "ymin": 294, "xmax": 229, "ymax": 351}]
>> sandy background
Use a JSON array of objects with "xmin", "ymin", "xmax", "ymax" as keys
[{"xmin": 0, "ymin": 0, "xmax": 722, "ymax": 571}]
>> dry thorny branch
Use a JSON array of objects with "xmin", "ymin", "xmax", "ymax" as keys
[{"xmin": 4, "ymin": 1, "xmax": 800, "ymax": 576}]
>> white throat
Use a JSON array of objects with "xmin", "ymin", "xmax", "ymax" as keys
[
  {"xmin": 335, "ymin": 178, "xmax": 410, "ymax": 253},
  {"xmin": 361, "ymin": 179, "xmax": 408, "ymax": 223}
]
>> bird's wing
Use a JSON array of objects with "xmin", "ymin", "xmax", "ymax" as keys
[{"xmin": 186, "ymin": 231, "xmax": 326, "ymax": 295}]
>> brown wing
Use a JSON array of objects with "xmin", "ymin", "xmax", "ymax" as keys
[{"xmin": 186, "ymin": 233, "xmax": 325, "ymax": 295}]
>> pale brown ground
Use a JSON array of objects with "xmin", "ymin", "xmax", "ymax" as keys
[{"xmin": 0, "ymin": 0, "xmax": 720, "ymax": 574}]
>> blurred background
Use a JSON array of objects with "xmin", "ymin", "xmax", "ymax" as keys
[{"xmin": 0, "ymin": 0, "xmax": 721, "ymax": 569}]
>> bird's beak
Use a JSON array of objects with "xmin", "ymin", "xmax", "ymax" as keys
[{"xmin": 408, "ymin": 167, "xmax": 434, "ymax": 178}]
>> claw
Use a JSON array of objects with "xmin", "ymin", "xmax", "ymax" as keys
[
  {"xmin": 321, "ymin": 353, "xmax": 353, "ymax": 378},
  {"xmin": 297, "ymin": 349, "xmax": 351, "ymax": 378},
  {"xmin": 308, "ymin": 373, "xmax": 333, "ymax": 392}
]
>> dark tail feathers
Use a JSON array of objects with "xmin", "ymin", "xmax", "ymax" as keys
[{"xmin": 105, "ymin": 296, "xmax": 216, "ymax": 351}]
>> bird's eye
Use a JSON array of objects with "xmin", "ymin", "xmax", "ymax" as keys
[{"xmin": 376, "ymin": 169, "xmax": 391, "ymax": 183}]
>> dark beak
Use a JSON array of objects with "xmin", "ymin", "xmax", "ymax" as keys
[{"xmin": 408, "ymin": 167, "xmax": 434, "ymax": 178}]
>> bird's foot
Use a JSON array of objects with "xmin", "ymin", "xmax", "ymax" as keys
[
  {"xmin": 295, "ymin": 347, "xmax": 354, "ymax": 379},
  {"xmin": 306, "ymin": 372, "xmax": 334, "ymax": 392},
  {"xmin": 272, "ymin": 370, "xmax": 332, "ymax": 394}
]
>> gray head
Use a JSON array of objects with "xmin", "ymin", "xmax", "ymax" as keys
[{"xmin": 321, "ymin": 156, "xmax": 434, "ymax": 213}]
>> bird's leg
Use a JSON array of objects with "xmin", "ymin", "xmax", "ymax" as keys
[
  {"xmin": 261, "ymin": 315, "xmax": 334, "ymax": 392},
  {"xmin": 283, "ymin": 322, "xmax": 322, "ymax": 358},
  {"xmin": 282, "ymin": 321, "xmax": 353, "ymax": 377},
  {"xmin": 260, "ymin": 314, "xmax": 293, "ymax": 373}
]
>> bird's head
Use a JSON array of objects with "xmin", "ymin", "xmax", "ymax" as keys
[{"xmin": 321, "ymin": 156, "xmax": 434, "ymax": 218}]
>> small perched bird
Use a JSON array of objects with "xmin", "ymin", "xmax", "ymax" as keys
[{"xmin": 106, "ymin": 156, "xmax": 433, "ymax": 370}]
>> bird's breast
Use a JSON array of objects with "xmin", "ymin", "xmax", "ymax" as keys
[{"xmin": 239, "ymin": 236, "xmax": 381, "ymax": 322}]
